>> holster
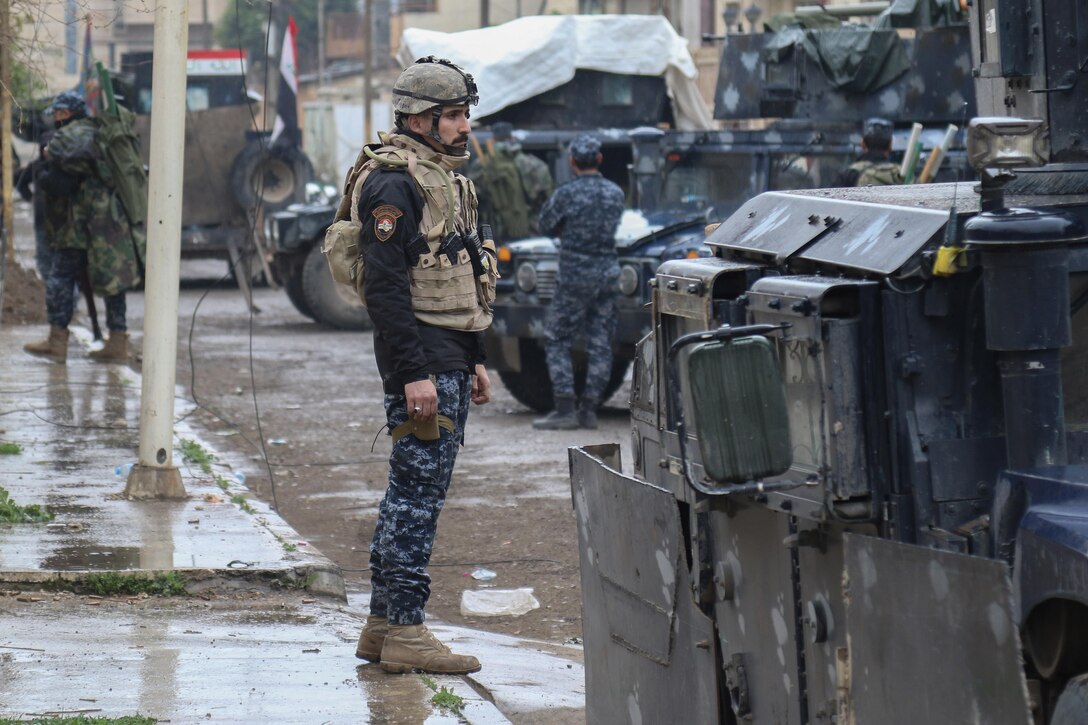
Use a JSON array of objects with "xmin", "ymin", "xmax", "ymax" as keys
[{"xmin": 390, "ymin": 414, "xmax": 456, "ymax": 443}]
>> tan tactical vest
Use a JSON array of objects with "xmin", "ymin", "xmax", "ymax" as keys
[{"xmin": 343, "ymin": 132, "xmax": 497, "ymax": 332}]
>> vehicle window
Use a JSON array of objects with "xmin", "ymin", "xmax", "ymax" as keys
[
  {"xmin": 137, "ymin": 88, "xmax": 152, "ymax": 114},
  {"xmin": 770, "ymin": 153, "xmax": 854, "ymax": 191},
  {"xmin": 661, "ymin": 152, "xmax": 757, "ymax": 221},
  {"xmin": 601, "ymin": 75, "xmax": 633, "ymax": 107},
  {"xmin": 186, "ymin": 85, "xmax": 211, "ymax": 112}
]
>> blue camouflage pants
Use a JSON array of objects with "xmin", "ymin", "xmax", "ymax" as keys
[
  {"xmin": 544, "ymin": 272, "xmax": 617, "ymax": 402},
  {"xmin": 35, "ymin": 224, "xmax": 58, "ymax": 282},
  {"xmin": 369, "ymin": 370, "xmax": 472, "ymax": 625},
  {"xmin": 46, "ymin": 247, "xmax": 126, "ymax": 332}
]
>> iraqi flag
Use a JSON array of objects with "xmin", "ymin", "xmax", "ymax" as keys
[{"xmin": 271, "ymin": 16, "xmax": 300, "ymax": 146}]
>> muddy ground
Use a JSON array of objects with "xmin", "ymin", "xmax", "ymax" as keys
[{"xmin": 3, "ymin": 235, "xmax": 633, "ymax": 647}]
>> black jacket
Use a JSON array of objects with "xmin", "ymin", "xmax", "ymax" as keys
[{"xmin": 357, "ymin": 166, "xmax": 483, "ymax": 394}]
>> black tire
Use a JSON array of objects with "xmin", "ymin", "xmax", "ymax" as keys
[
  {"xmin": 230, "ymin": 142, "xmax": 315, "ymax": 212},
  {"xmin": 497, "ymin": 338, "xmax": 630, "ymax": 412},
  {"xmin": 300, "ymin": 242, "xmax": 372, "ymax": 330},
  {"xmin": 277, "ymin": 253, "xmax": 315, "ymax": 320},
  {"xmin": 1051, "ymin": 673, "xmax": 1088, "ymax": 725}
]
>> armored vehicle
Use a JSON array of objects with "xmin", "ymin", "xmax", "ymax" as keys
[
  {"xmin": 570, "ymin": 0, "xmax": 1088, "ymax": 722},
  {"xmin": 122, "ymin": 50, "xmax": 315, "ymax": 292},
  {"xmin": 487, "ymin": 124, "xmax": 860, "ymax": 412}
]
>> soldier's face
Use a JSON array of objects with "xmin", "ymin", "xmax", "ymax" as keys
[{"xmin": 435, "ymin": 105, "xmax": 471, "ymax": 149}]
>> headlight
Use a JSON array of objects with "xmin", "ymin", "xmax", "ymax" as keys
[
  {"xmin": 264, "ymin": 215, "xmax": 279, "ymax": 244},
  {"xmin": 515, "ymin": 261, "xmax": 538, "ymax": 292},
  {"xmin": 618, "ymin": 264, "xmax": 640, "ymax": 296}
]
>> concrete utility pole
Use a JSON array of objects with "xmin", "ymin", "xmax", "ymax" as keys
[
  {"xmin": 1, "ymin": 0, "xmax": 11, "ymax": 262},
  {"xmin": 125, "ymin": 0, "xmax": 189, "ymax": 500}
]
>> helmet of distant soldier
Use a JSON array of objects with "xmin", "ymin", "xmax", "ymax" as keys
[
  {"xmin": 862, "ymin": 117, "xmax": 894, "ymax": 151},
  {"xmin": 49, "ymin": 90, "xmax": 88, "ymax": 117},
  {"xmin": 391, "ymin": 56, "xmax": 478, "ymax": 117}
]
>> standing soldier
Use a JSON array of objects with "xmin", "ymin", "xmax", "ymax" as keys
[
  {"xmin": 349, "ymin": 57, "xmax": 496, "ymax": 675},
  {"xmin": 23, "ymin": 91, "xmax": 145, "ymax": 363},
  {"xmin": 532, "ymin": 134, "xmax": 625, "ymax": 430},
  {"xmin": 477, "ymin": 121, "xmax": 553, "ymax": 240},
  {"xmin": 835, "ymin": 117, "xmax": 902, "ymax": 187}
]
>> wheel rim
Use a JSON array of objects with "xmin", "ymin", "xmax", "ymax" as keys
[{"xmin": 250, "ymin": 156, "xmax": 296, "ymax": 205}]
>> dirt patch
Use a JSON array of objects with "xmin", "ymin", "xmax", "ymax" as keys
[{"xmin": 2, "ymin": 255, "xmax": 46, "ymax": 326}]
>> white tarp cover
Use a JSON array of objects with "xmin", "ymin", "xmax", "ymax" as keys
[{"xmin": 397, "ymin": 14, "xmax": 715, "ymax": 131}]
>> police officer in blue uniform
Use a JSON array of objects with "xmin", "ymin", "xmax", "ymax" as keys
[
  {"xmin": 352, "ymin": 58, "xmax": 495, "ymax": 675},
  {"xmin": 533, "ymin": 134, "xmax": 626, "ymax": 430}
]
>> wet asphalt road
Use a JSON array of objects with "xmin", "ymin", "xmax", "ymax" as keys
[{"xmin": 129, "ymin": 256, "xmax": 633, "ymax": 648}]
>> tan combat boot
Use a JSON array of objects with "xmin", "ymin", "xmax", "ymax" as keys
[
  {"xmin": 380, "ymin": 624, "xmax": 481, "ymax": 675},
  {"xmin": 355, "ymin": 615, "xmax": 388, "ymax": 662},
  {"xmin": 23, "ymin": 326, "xmax": 69, "ymax": 364},
  {"xmin": 89, "ymin": 332, "xmax": 129, "ymax": 362}
]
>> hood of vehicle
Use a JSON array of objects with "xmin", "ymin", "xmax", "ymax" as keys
[
  {"xmin": 506, "ymin": 236, "xmax": 558, "ymax": 256},
  {"xmin": 505, "ymin": 210, "xmax": 706, "ymax": 259}
]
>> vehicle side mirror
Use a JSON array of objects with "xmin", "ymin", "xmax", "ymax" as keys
[{"xmin": 686, "ymin": 335, "xmax": 792, "ymax": 484}]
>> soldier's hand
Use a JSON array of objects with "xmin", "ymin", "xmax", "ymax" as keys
[
  {"xmin": 405, "ymin": 379, "xmax": 438, "ymax": 421},
  {"xmin": 471, "ymin": 364, "xmax": 491, "ymax": 405}
]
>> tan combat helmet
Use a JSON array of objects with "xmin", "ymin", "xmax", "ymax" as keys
[{"xmin": 392, "ymin": 56, "xmax": 479, "ymax": 154}]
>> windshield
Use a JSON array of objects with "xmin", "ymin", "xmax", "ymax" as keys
[{"xmin": 661, "ymin": 149, "xmax": 858, "ymax": 222}]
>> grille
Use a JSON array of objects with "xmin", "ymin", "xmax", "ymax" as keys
[{"xmin": 536, "ymin": 268, "xmax": 558, "ymax": 301}]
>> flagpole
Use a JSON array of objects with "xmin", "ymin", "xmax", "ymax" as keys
[{"xmin": 364, "ymin": 0, "xmax": 373, "ymax": 144}]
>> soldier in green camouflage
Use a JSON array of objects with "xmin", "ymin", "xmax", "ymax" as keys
[
  {"xmin": 835, "ymin": 117, "xmax": 903, "ymax": 187},
  {"xmin": 23, "ymin": 91, "xmax": 146, "ymax": 364}
]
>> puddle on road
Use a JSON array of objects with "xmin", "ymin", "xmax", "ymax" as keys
[
  {"xmin": 41, "ymin": 544, "xmax": 143, "ymax": 570},
  {"xmin": 346, "ymin": 590, "xmax": 585, "ymax": 718}
]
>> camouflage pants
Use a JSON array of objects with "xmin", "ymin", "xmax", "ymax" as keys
[
  {"xmin": 544, "ymin": 274, "xmax": 617, "ymax": 401},
  {"xmin": 46, "ymin": 247, "xmax": 126, "ymax": 332},
  {"xmin": 369, "ymin": 370, "xmax": 472, "ymax": 626},
  {"xmin": 35, "ymin": 224, "xmax": 58, "ymax": 282}
]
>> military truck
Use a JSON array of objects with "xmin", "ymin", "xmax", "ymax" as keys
[
  {"xmin": 488, "ymin": 124, "xmax": 861, "ymax": 412},
  {"xmin": 570, "ymin": 0, "xmax": 1088, "ymax": 722},
  {"xmin": 485, "ymin": 2, "xmax": 976, "ymax": 413},
  {"xmin": 122, "ymin": 50, "xmax": 316, "ymax": 291}
]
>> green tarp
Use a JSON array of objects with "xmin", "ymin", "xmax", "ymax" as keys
[{"xmin": 762, "ymin": 0, "xmax": 963, "ymax": 94}]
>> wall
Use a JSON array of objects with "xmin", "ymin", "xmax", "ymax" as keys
[{"xmin": 17, "ymin": 0, "xmax": 233, "ymax": 94}]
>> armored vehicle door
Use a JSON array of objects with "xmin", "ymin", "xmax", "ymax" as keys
[{"xmin": 839, "ymin": 534, "xmax": 1031, "ymax": 724}]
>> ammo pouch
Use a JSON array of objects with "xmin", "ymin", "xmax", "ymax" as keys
[{"xmin": 323, "ymin": 219, "xmax": 361, "ymax": 286}]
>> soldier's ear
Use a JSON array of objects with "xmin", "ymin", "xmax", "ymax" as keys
[{"xmin": 406, "ymin": 112, "xmax": 431, "ymax": 136}]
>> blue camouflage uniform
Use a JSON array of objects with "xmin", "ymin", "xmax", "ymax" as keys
[
  {"xmin": 360, "ymin": 132, "xmax": 486, "ymax": 627},
  {"xmin": 538, "ymin": 135, "xmax": 625, "ymax": 403}
]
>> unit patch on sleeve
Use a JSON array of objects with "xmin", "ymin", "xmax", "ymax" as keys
[{"xmin": 372, "ymin": 205, "xmax": 404, "ymax": 242}]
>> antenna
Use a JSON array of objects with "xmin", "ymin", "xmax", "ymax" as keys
[{"xmin": 944, "ymin": 101, "xmax": 970, "ymax": 247}]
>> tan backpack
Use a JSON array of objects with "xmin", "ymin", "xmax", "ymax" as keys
[
  {"xmin": 322, "ymin": 143, "xmax": 459, "ymax": 307},
  {"xmin": 322, "ymin": 145, "xmax": 378, "ymax": 304}
]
